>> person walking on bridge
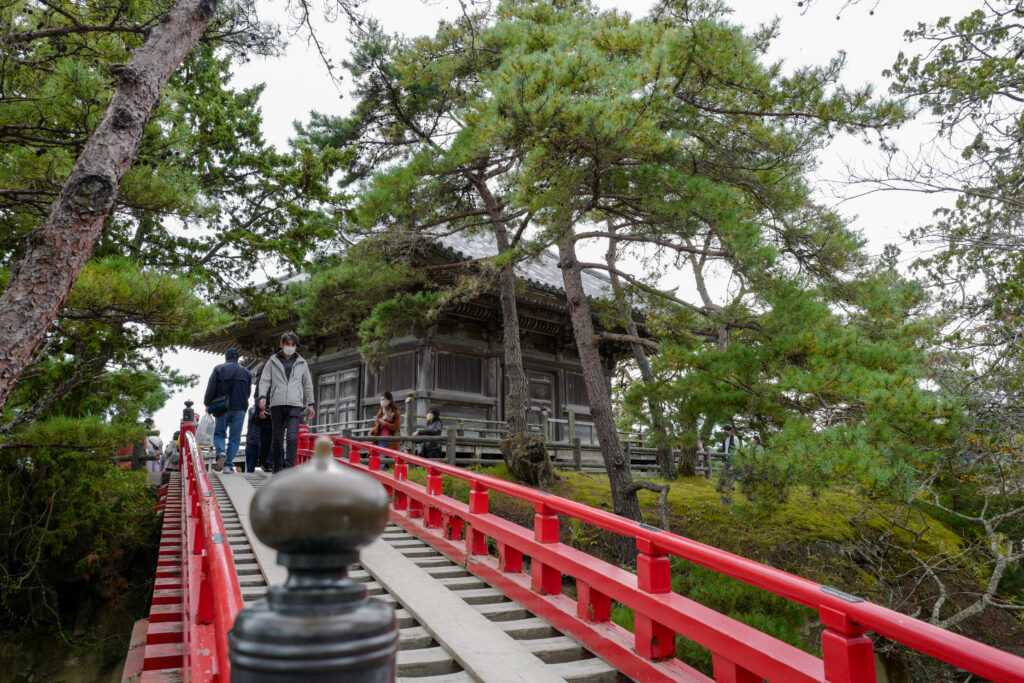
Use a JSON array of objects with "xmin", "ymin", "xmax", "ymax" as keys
[
  {"xmin": 204, "ymin": 347, "xmax": 252, "ymax": 472},
  {"xmin": 258, "ymin": 332, "xmax": 315, "ymax": 471}
]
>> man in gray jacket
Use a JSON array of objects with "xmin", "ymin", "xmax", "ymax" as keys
[{"xmin": 257, "ymin": 331, "xmax": 315, "ymax": 471}]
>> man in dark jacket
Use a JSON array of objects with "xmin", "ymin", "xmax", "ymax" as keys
[{"xmin": 204, "ymin": 347, "xmax": 252, "ymax": 472}]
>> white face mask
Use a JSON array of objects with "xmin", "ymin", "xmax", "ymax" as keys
[
  {"xmin": 380, "ymin": 399, "xmax": 388, "ymax": 408},
  {"xmin": 282, "ymin": 345, "xmax": 296, "ymax": 356}
]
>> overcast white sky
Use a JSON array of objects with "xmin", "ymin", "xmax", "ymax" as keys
[{"xmin": 150, "ymin": 0, "xmax": 969, "ymax": 436}]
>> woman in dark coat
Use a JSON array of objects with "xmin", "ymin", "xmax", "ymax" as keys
[{"xmin": 413, "ymin": 407, "xmax": 443, "ymax": 458}]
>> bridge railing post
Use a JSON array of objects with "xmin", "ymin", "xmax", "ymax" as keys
[
  {"xmin": 424, "ymin": 466, "xmax": 443, "ymax": 529},
  {"xmin": 229, "ymin": 436, "xmax": 398, "ymax": 682},
  {"xmin": 392, "ymin": 455, "xmax": 409, "ymax": 511},
  {"xmin": 296, "ymin": 423, "xmax": 310, "ymax": 464},
  {"xmin": 634, "ymin": 538, "xmax": 676, "ymax": 661},
  {"xmin": 820, "ymin": 606, "xmax": 877, "ymax": 683},
  {"xmin": 531, "ymin": 503, "xmax": 561, "ymax": 595},
  {"xmin": 465, "ymin": 482, "xmax": 489, "ymax": 556}
]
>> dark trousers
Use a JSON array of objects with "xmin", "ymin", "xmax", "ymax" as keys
[
  {"xmin": 258, "ymin": 422, "xmax": 272, "ymax": 469},
  {"xmin": 270, "ymin": 405, "xmax": 302, "ymax": 470},
  {"xmin": 244, "ymin": 443, "xmax": 260, "ymax": 473}
]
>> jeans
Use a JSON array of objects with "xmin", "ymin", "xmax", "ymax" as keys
[
  {"xmin": 244, "ymin": 443, "xmax": 260, "ymax": 473},
  {"xmin": 270, "ymin": 405, "xmax": 302, "ymax": 470},
  {"xmin": 214, "ymin": 409, "xmax": 246, "ymax": 469}
]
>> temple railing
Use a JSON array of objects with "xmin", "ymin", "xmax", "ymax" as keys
[{"xmin": 298, "ymin": 428, "xmax": 1024, "ymax": 683}]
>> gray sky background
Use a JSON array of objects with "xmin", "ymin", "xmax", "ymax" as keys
[{"xmin": 150, "ymin": 0, "xmax": 969, "ymax": 436}]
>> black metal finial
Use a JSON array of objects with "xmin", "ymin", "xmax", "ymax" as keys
[
  {"xmin": 229, "ymin": 437, "xmax": 398, "ymax": 682},
  {"xmin": 182, "ymin": 400, "xmax": 195, "ymax": 422}
]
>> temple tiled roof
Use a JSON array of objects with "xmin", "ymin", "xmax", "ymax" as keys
[{"xmin": 436, "ymin": 232, "xmax": 613, "ymax": 299}]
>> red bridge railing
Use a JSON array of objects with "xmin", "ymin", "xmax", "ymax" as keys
[
  {"xmin": 179, "ymin": 423, "xmax": 244, "ymax": 682},
  {"xmin": 297, "ymin": 427, "xmax": 1024, "ymax": 683}
]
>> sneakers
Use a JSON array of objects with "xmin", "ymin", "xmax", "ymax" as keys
[{"xmin": 213, "ymin": 453, "xmax": 226, "ymax": 472}]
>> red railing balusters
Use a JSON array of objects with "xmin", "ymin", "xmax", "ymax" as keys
[
  {"xmin": 425, "ymin": 467, "xmax": 443, "ymax": 529},
  {"xmin": 443, "ymin": 514, "xmax": 465, "ymax": 541},
  {"xmin": 635, "ymin": 538, "xmax": 676, "ymax": 661},
  {"xmin": 307, "ymin": 431, "xmax": 1024, "ymax": 683},
  {"xmin": 576, "ymin": 581, "xmax": 611, "ymax": 622},
  {"xmin": 532, "ymin": 503, "xmax": 561, "ymax": 595},
  {"xmin": 712, "ymin": 653, "xmax": 761, "ymax": 683},
  {"xmin": 466, "ymin": 481, "xmax": 489, "ymax": 555},
  {"xmin": 197, "ymin": 554, "xmax": 214, "ymax": 624},
  {"xmin": 191, "ymin": 514, "xmax": 205, "ymax": 555},
  {"xmin": 393, "ymin": 457, "xmax": 409, "ymax": 511},
  {"xmin": 177, "ymin": 427, "xmax": 244, "ymax": 683},
  {"xmin": 369, "ymin": 446, "xmax": 382, "ymax": 472},
  {"xmin": 821, "ymin": 606, "xmax": 877, "ymax": 683},
  {"xmin": 499, "ymin": 541, "xmax": 524, "ymax": 573}
]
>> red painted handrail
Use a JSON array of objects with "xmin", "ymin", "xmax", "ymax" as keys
[
  {"xmin": 180, "ymin": 423, "xmax": 244, "ymax": 682},
  {"xmin": 299, "ymin": 428, "xmax": 1024, "ymax": 683}
]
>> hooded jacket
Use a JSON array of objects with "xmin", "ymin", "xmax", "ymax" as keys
[{"xmin": 258, "ymin": 351, "xmax": 314, "ymax": 409}]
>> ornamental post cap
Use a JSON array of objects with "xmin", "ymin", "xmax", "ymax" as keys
[{"xmin": 250, "ymin": 436, "xmax": 389, "ymax": 559}]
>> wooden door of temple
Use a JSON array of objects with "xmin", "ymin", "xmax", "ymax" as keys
[
  {"xmin": 526, "ymin": 370, "xmax": 555, "ymax": 436},
  {"xmin": 318, "ymin": 367, "xmax": 359, "ymax": 431}
]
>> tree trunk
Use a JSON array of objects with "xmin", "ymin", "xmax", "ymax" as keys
[
  {"xmin": 471, "ymin": 177, "xmax": 552, "ymax": 483},
  {"xmin": 0, "ymin": 0, "xmax": 220, "ymax": 412},
  {"xmin": 558, "ymin": 237, "xmax": 641, "ymax": 529},
  {"xmin": 488, "ymin": 201, "xmax": 528, "ymax": 437},
  {"xmin": 605, "ymin": 231, "xmax": 675, "ymax": 479}
]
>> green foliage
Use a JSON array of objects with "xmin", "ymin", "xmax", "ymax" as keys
[
  {"xmin": 292, "ymin": 246, "xmax": 424, "ymax": 339},
  {"xmin": 358, "ymin": 292, "xmax": 445, "ymax": 370},
  {"xmin": 635, "ymin": 267, "xmax": 954, "ymax": 500},
  {"xmin": 0, "ymin": 439, "xmax": 158, "ymax": 630}
]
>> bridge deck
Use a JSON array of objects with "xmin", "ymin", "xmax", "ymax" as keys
[{"xmin": 211, "ymin": 472, "xmax": 622, "ymax": 683}]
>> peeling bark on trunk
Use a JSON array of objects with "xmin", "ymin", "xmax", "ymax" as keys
[
  {"xmin": 0, "ymin": 0, "xmax": 220, "ymax": 411},
  {"xmin": 558, "ymin": 237, "xmax": 641, "ymax": 533},
  {"xmin": 605, "ymin": 232, "xmax": 675, "ymax": 479}
]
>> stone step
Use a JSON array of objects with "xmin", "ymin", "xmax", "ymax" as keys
[
  {"xmin": 394, "ymin": 609, "xmax": 417, "ymax": 629},
  {"xmin": 411, "ymin": 556, "xmax": 454, "ymax": 568},
  {"xmin": 421, "ymin": 565, "xmax": 470, "ymax": 579},
  {"xmin": 473, "ymin": 602, "xmax": 531, "ymax": 622},
  {"xmin": 447, "ymin": 587, "xmax": 506, "ymax": 605},
  {"xmin": 521, "ymin": 636, "xmax": 586, "ymax": 664},
  {"xmin": 396, "ymin": 646, "xmax": 459, "ymax": 677},
  {"xmin": 241, "ymin": 586, "xmax": 268, "ymax": 601},
  {"xmin": 397, "ymin": 673, "xmax": 474, "ymax": 683},
  {"xmin": 398, "ymin": 547, "xmax": 442, "ymax": 559},
  {"xmin": 237, "ymin": 574, "xmax": 266, "ymax": 588},
  {"xmin": 397, "ymin": 626, "xmax": 435, "ymax": 650},
  {"xmin": 436, "ymin": 576, "xmax": 487, "ymax": 591},
  {"xmin": 550, "ymin": 656, "xmax": 618, "ymax": 683},
  {"xmin": 495, "ymin": 617, "xmax": 557, "ymax": 640}
]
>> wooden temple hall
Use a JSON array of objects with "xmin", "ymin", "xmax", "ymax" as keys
[{"xmin": 192, "ymin": 234, "xmax": 640, "ymax": 444}]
